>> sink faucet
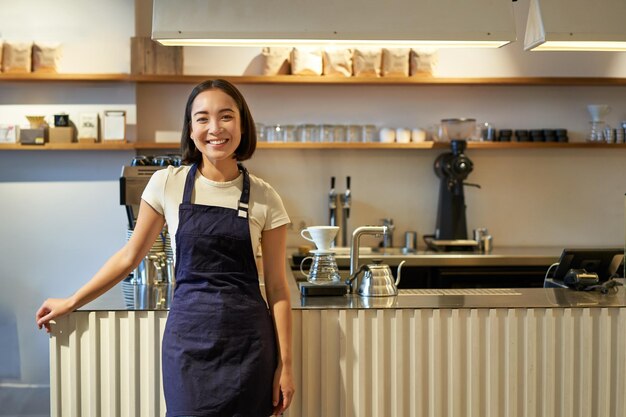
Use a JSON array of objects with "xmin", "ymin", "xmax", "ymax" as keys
[
  {"xmin": 350, "ymin": 225, "xmax": 388, "ymax": 276},
  {"xmin": 380, "ymin": 218, "xmax": 395, "ymax": 248}
]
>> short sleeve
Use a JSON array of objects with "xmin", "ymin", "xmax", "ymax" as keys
[
  {"xmin": 264, "ymin": 185, "xmax": 290, "ymax": 231},
  {"xmin": 141, "ymin": 168, "xmax": 168, "ymax": 215}
]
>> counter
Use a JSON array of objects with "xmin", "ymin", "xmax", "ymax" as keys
[
  {"xmin": 81, "ymin": 246, "xmax": 568, "ymax": 311},
  {"xmin": 81, "ymin": 276, "xmax": 626, "ymax": 311},
  {"xmin": 49, "ymin": 253, "xmax": 626, "ymax": 417}
]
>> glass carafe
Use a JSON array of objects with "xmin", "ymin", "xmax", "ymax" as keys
[
  {"xmin": 588, "ymin": 121, "xmax": 605, "ymax": 142},
  {"xmin": 299, "ymin": 252, "xmax": 341, "ymax": 284}
]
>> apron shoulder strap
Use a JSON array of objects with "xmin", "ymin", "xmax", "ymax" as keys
[
  {"xmin": 237, "ymin": 163, "xmax": 250, "ymax": 218},
  {"xmin": 182, "ymin": 164, "xmax": 198, "ymax": 204}
]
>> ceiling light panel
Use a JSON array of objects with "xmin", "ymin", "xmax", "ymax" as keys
[
  {"xmin": 153, "ymin": 0, "xmax": 516, "ymax": 49},
  {"xmin": 525, "ymin": 0, "xmax": 626, "ymax": 51}
]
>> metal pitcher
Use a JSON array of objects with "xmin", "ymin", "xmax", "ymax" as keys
[
  {"xmin": 136, "ymin": 252, "xmax": 169, "ymax": 285},
  {"xmin": 347, "ymin": 260, "xmax": 405, "ymax": 297}
]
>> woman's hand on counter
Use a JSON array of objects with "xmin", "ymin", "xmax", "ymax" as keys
[{"xmin": 35, "ymin": 297, "xmax": 75, "ymax": 333}]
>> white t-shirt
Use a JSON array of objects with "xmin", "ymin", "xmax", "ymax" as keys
[{"xmin": 141, "ymin": 165, "xmax": 290, "ymax": 258}]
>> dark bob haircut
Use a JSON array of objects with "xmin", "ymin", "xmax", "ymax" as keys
[{"xmin": 181, "ymin": 79, "xmax": 257, "ymax": 164}]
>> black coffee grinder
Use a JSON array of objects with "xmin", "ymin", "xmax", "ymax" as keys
[{"xmin": 428, "ymin": 137, "xmax": 481, "ymax": 252}]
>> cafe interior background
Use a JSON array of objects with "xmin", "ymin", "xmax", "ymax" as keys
[{"xmin": 1, "ymin": 0, "xmax": 626, "ymax": 415}]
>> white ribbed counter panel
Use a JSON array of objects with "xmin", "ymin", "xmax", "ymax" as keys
[
  {"xmin": 51, "ymin": 308, "xmax": 626, "ymax": 417},
  {"xmin": 50, "ymin": 311, "xmax": 168, "ymax": 417}
]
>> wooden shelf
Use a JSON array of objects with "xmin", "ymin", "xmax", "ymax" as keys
[
  {"xmin": 0, "ymin": 142, "xmax": 136, "ymax": 151},
  {"xmin": 3, "ymin": 142, "xmax": 625, "ymax": 151},
  {"xmin": 131, "ymin": 75, "xmax": 626, "ymax": 86},
  {"xmin": 133, "ymin": 142, "xmax": 180, "ymax": 150},
  {"xmin": 257, "ymin": 142, "xmax": 626, "ymax": 149},
  {"xmin": 3, "ymin": 73, "xmax": 626, "ymax": 86},
  {"xmin": 4, "ymin": 74, "xmax": 624, "ymax": 153},
  {"xmin": 0, "ymin": 73, "xmax": 132, "ymax": 82}
]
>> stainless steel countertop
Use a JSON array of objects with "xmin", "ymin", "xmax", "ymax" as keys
[
  {"xmin": 79, "ymin": 264, "xmax": 626, "ymax": 312},
  {"xmin": 292, "ymin": 287, "xmax": 626, "ymax": 309}
]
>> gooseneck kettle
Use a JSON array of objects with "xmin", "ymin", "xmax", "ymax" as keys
[
  {"xmin": 347, "ymin": 259, "xmax": 406, "ymax": 296},
  {"xmin": 346, "ymin": 225, "xmax": 406, "ymax": 297}
]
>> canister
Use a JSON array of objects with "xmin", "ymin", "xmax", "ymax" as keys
[
  {"xmin": 265, "ymin": 124, "xmax": 283, "ymax": 142},
  {"xmin": 347, "ymin": 125, "xmax": 362, "ymax": 142},
  {"xmin": 283, "ymin": 125, "xmax": 296, "ymax": 142},
  {"xmin": 297, "ymin": 124, "xmax": 319, "ymax": 142},
  {"xmin": 333, "ymin": 125, "xmax": 347, "ymax": 142},
  {"xmin": 362, "ymin": 125, "xmax": 377, "ymax": 142},
  {"xmin": 319, "ymin": 124, "xmax": 334, "ymax": 142},
  {"xmin": 396, "ymin": 128, "xmax": 411, "ymax": 143},
  {"xmin": 403, "ymin": 231, "xmax": 418, "ymax": 253},
  {"xmin": 379, "ymin": 127, "xmax": 396, "ymax": 143}
]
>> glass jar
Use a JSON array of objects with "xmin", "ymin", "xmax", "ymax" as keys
[
  {"xmin": 255, "ymin": 123, "xmax": 266, "ymax": 141},
  {"xmin": 346, "ymin": 125, "xmax": 362, "ymax": 142},
  {"xmin": 478, "ymin": 122, "xmax": 496, "ymax": 141},
  {"xmin": 319, "ymin": 124, "xmax": 334, "ymax": 142},
  {"xmin": 283, "ymin": 125, "xmax": 296, "ymax": 142},
  {"xmin": 297, "ymin": 124, "xmax": 319, "ymax": 142},
  {"xmin": 362, "ymin": 125, "xmax": 377, "ymax": 142},
  {"xmin": 333, "ymin": 125, "xmax": 347, "ymax": 142},
  {"xmin": 266, "ymin": 124, "xmax": 283, "ymax": 142}
]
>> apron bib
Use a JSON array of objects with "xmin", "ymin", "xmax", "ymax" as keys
[{"xmin": 162, "ymin": 164, "xmax": 276, "ymax": 417}]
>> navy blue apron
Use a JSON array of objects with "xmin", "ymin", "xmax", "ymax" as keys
[{"xmin": 162, "ymin": 163, "xmax": 277, "ymax": 417}]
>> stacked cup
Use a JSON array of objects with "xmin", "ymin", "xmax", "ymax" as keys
[{"xmin": 299, "ymin": 226, "xmax": 342, "ymax": 284}]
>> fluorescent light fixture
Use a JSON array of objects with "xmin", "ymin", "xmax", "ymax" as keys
[
  {"xmin": 153, "ymin": 0, "xmax": 515, "ymax": 49},
  {"xmin": 156, "ymin": 39, "xmax": 510, "ymax": 49},
  {"xmin": 525, "ymin": 0, "xmax": 626, "ymax": 51}
]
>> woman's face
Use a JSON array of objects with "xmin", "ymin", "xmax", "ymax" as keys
[{"xmin": 189, "ymin": 89, "xmax": 242, "ymax": 165}]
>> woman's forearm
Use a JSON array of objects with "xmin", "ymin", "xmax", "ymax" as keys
[
  {"xmin": 268, "ymin": 291, "xmax": 293, "ymax": 366},
  {"xmin": 67, "ymin": 248, "xmax": 138, "ymax": 310},
  {"xmin": 261, "ymin": 225, "xmax": 293, "ymax": 364}
]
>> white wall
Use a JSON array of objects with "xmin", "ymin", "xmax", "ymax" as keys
[
  {"xmin": 138, "ymin": 81, "xmax": 626, "ymax": 249},
  {"xmin": 1, "ymin": 0, "xmax": 626, "ymax": 416},
  {"xmin": 0, "ymin": 1, "xmax": 135, "ymax": 415}
]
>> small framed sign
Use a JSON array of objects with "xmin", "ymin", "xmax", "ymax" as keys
[
  {"xmin": 78, "ymin": 113, "xmax": 99, "ymax": 142},
  {"xmin": 103, "ymin": 110, "xmax": 126, "ymax": 142},
  {"xmin": 0, "ymin": 124, "xmax": 19, "ymax": 143}
]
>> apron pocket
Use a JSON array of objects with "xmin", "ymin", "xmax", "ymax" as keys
[{"xmin": 177, "ymin": 233, "xmax": 252, "ymax": 273}]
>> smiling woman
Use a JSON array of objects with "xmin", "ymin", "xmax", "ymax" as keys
[{"xmin": 36, "ymin": 79, "xmax": 295, "ymax": 417}]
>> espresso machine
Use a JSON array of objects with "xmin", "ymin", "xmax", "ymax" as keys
[
  {"xmin": 120, "ymin": 165, "xmax": 163, "ymax": 229},
  {"xmin": 426, "ymin": 119, "xmax": 481, "ymax": 252},
  {"xmin": 120, "ymin": 160, "xmax": 175, "ymax": 289},
  {"xmin": 120, "ymin": 154, "xmax": 182, "ymax": 228}
]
